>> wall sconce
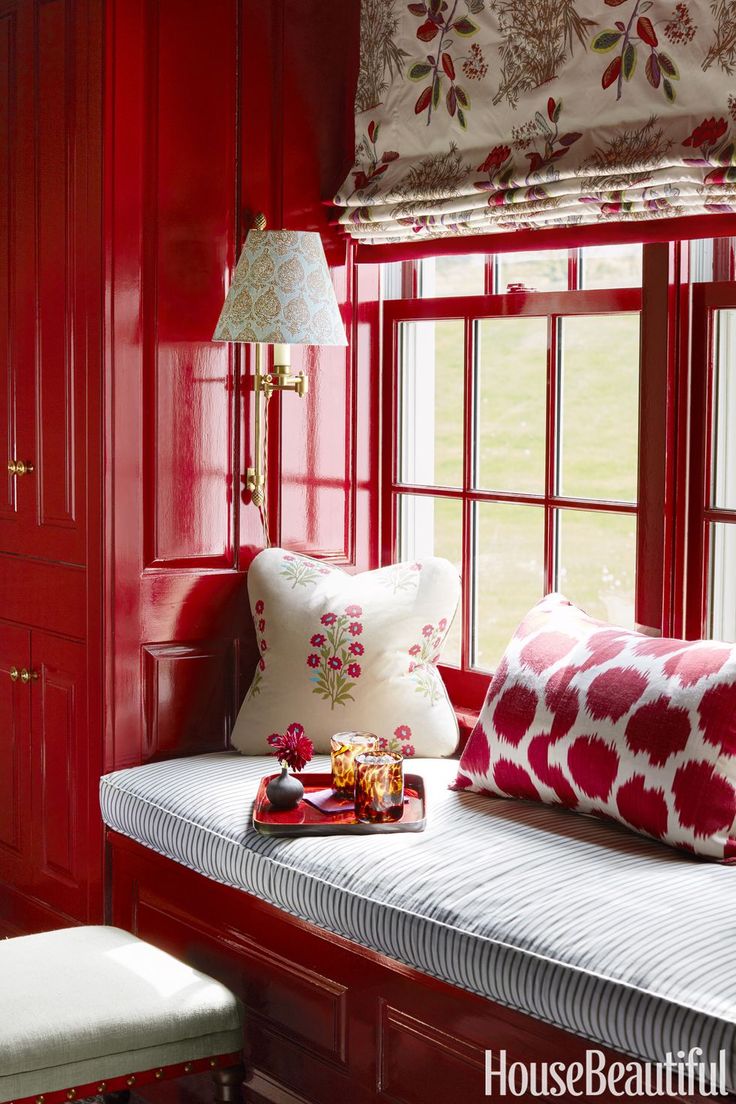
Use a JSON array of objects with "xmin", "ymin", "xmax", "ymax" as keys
[{"xmin": 213, "ymin": 215, "xmax": 347, "ymax": 532}]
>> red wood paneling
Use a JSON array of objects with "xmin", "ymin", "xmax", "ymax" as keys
[
  {"xmin": 142, "ymin": 639, "xmax": 235, "ymax": 759},
  {"xmin": 105, "ymin": 0, "xmax": 250, "ymax": 769},
  {"xmin": 0, "ymin": 620, "xmax": 31, "ymax": 889},
  {"xmin": 0, "ymin": 8, "xmax": 16, "ymax": 525},
  {"xmin": 3, "ymin": 0, "xmax": 88, "ymax": 566},
  {"xmin": 143, "ymin": 0, "xmax": 238, "ymax": 569},
  {"xmin": 0, "ymin": 553, "xmax": 85, "ymax": 636},
  {"xmin": 271, "ymin": 0, "xmax": 379, "ymax": 570},
  {"xmin": 31, "ymin": 630, "xmax": 90, "ymax": 920}
]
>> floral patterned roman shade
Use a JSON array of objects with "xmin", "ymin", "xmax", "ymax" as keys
[{"xmin": 334, "ymin": 0, "xmax": 736, "ymax": 244}]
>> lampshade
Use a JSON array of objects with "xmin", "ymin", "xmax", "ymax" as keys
[{"xmin": 213, "ymin": 229, "xmax": 347, "ymax": 346}]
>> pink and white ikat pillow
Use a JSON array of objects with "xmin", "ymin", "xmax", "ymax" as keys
[
  {"xmin": 231, "ymin": 548, "xmax": 461, "ymax": 757},
  {"xmin": 454, "ymin": 593, "xmax": 736, "ymax": 860}
]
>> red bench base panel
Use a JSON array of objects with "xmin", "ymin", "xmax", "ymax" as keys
[{"xmin": 107, "ymin": 831, "xmax": 722, "ymax": 1104}]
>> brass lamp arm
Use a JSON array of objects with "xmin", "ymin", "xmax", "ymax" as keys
[{"xmin": 246, "ymin": 343, "xmax": 308, "ymax": 513}]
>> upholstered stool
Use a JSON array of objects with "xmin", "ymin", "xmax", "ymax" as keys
[{"xmin": 0, "ymin": 926, "xmax": 245, "ymax": 1104}]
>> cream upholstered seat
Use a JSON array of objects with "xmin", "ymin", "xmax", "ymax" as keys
[{"xmin": 0, "ymin": 926, "xmax": 244, "ymax": 1104}]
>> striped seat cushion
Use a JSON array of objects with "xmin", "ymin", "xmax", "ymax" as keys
[{"xmin": 100, "ymin": 753, "xmax": 736, "ymax": 1088}]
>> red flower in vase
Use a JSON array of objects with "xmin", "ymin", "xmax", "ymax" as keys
[{"xmin": 268, "ymin": 723, "xmax": 313, "ymax": 772}]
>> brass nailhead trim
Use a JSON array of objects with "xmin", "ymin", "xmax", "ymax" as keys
[
  {"xmin": 36, "ymin": 1096, "xmax": 45, "ymax": 1103},
  {"xmin": 67, "ymin": 1091, "xmax": 77, "ymax": 1100},
  {"xmin": 126, "ymin": 1076, "xmax": 136, "ymax": 1086},
  {"xmin": 184, "ymin": 1063, "xmax": 192, "ymax": 1073},
  {"xmin": 96, "ymin": 1085, "xmax": 107, "ymax": 1093},
  {"xmin": 209, "ymin": 1059, "xmax": 217, "ymax": 1068},
  {"xmin": 155, "ymin": 1069, "xmax": 164, "ymax": 1079}
]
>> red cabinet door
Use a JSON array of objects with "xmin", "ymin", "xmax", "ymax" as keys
[
  {"xmin": 30, "ymin": 631, "xmax": 89, "ymax": 920},
  {"xmin": 0, "ymin": 621, "xmax": 32, "ymax": 894},
  {"xmin": 0, "ymin": 0, "xmax": 88, "ymax": 566}
]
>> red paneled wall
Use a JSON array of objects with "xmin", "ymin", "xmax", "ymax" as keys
[
  {"xmin": 275, "ymin": 4, "xmax": 380, "ymax": 569},
  {"xmin": 0, "ymin": 0, "xmax": 368, "ymax": 932},
  {"xmin": 105, "ymin": 0, "xmax": 373, "ymax": 771}
]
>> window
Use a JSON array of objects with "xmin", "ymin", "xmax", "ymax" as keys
[
  {"xmin": 382, "ymin": 245, "xmax": 649, "ymax": 704},
  {"xmin": 381, "ymin": 238, "xmax": 736, "ymax": 707}
]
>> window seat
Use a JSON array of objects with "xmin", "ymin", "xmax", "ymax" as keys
[{"xmin": 100, "ymin": 752, "xmax": 736, "ymax": 1089}]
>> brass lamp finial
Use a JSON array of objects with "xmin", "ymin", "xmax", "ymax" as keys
[{"xmin": 253, "ymin": 212, "xmax": 267, "ymax": 231}]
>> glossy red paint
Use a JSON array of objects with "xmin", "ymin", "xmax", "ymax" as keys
[
  {"xmin": 637, "ymin": 242, "xmax": 676, "ymax": 635},
  {"xmin": 108, "ymin": 829, "xmax": 726, "ymax": 1104},
  {"xmin": 686, "ymin": 279, "xmax": 736, "ymax": 639},
  {"xmin": 0, "ymin": 0, "xmax": 103, "ymax": 932},
  {"xmin": 354, "ymin": 212, "xmax": 736, "ymax": 264},
  {"xmin": 0, "ymin": 0, "xmax": 367, "ymax": 935}
]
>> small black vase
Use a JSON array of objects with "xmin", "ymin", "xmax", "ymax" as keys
[{"xmin": 266, "ymin": 765, "xmax": 304, "ymax": 811}]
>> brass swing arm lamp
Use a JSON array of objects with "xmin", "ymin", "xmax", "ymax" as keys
[
  {"xmin": 247, "ymin": 340, "xmax": 308, "ymax": 507},
  {"xmin": 212, "ymin": 214, "xmax": 347, "ymax": 520}
]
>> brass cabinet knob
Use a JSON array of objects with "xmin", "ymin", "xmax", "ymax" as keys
[
  {"xmin": 19, "ymin": 668, "xmax": 38, "ymax": 684},
  {"xmin": 9, "ymin": 666, "xmax": 19, "ymax": 682},
  {"xmin": 7, "ymin": 460, "xmax": 34, "ymax": 476}
]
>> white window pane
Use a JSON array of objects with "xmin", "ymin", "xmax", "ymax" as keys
[
  {"xmin": 496, "ymin": 250, "xmax": 567, "ymax": 293},
  {"xmin": 475, "ymin": 317, "xmax": 547, "ymax": 494},
  {"xmin": 709, "ymin": 523, "xmax": 736, "ymax": 642},
  {"xmin": 580, "ymin": 243, "xmax": 642, "ymax": 289},
  {"xmin": 559, "ymin": 314, "xmax": 640, "ymax": 503},
  {"xmin": 420, "ymin": 255, "xmax": 485, "ymax": 298},
  {"xmin": 398, "ymin": 319, "xmax": 464, "ymax": 488},
  {"xmin": 398, "ymin": 494, "xmax": 462, "ymax": 666},
  {"xmin": 712, "ymin": 310, "xmax": 736, "ymax": 510},
  {"xmin": 557, "ymin": 509, "xmax": 636, "ymax": 627},
  {"xmin": 473, "ymin": 502, "xmax": 545, "ymax": 671}
]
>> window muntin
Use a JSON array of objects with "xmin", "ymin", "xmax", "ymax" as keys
[{"xmin": 387, "ymin": 284, "xmax": 642, "ymax": 675}]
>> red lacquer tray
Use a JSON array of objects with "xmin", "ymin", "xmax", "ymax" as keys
[{"xmin": 253, "ymin": 772, "xmax": 427, "ymax": 836}]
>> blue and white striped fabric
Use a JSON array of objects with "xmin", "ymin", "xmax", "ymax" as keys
[{"xmin": 100, "ymin": 753, "xmax": 736, "ymax": 1087}]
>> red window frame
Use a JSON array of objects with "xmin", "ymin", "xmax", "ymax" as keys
[
  {"xmin": 685, "ymin": 280, "xmax": 736, "ymax": 639},
  {"xmin": 380, "ymin": 245, "xmax": 672, "ymax": 710}
]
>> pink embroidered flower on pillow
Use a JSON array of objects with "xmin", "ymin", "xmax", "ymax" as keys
[
  {"xmin": 232, "ymin": 548, "xmax": 460, "ymax": 756},
  {"xmin": 454, "ymin": 593, "xmax": 736, "ymax": 860}
]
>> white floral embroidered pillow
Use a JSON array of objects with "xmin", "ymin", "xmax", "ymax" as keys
[{"xmin": 231, "ymin": 548, "xmax": 461, "ymax": 757}]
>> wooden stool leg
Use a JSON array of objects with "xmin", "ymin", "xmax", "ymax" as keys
[{"xmin": 212, "ymin": 1062, "xmax": 246, "ymax": 1104}]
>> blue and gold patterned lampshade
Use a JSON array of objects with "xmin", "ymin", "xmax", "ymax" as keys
[{"xmin": 213, "ymin": 229, "xmax": 347, "ymax": 346}]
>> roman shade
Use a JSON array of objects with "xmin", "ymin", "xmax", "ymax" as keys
[{"xmin": 334, "ymin": 0, "xmax": 736, "ymax": 244}]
